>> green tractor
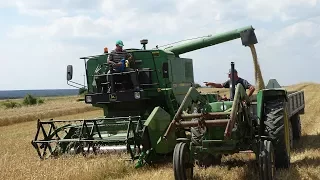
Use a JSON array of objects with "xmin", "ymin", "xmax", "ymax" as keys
[
  {"xmin": 164, "ymin": 62, "xmax": 305, "ymax": 179},
  {"xmin": 31, "ymin": 25, "xmax": 305, "ymax": 179}
]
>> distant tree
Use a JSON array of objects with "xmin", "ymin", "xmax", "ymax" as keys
[
  {"xmin": 194, "ymin": 83, "xmax": 201, "ymax": 89},
  {"xmin": 22, "ymin": 94, "xmax": 45, "ymax": 106},
  {"xmin": 23, "ymin": 94, "xmax": 38, "ymax": 105}
]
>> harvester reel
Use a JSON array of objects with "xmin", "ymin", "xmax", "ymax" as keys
[
  {"xmin": 64, "ymin": 141, "xmax": 99, "ymax": 156},
  {"xmin": 126, "ymin": 120, "xmax": 145, "ymax": 161}
]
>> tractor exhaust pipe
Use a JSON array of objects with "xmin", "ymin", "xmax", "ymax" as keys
[{"xmin": 230, "ymin": 62, "xmax": 236, "ymax": 100}]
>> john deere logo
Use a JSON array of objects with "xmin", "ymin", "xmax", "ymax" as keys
[
  {"xmin": 152, "ymin": 51, "xmax": 160, "ymax": 57},
  {"xmin": 109, "ymin": 94, "xmax": 117, "ymax": 101}
]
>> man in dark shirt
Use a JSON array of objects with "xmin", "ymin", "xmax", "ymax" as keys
[
  {"xmin": 106, "ymin": 40, "xmax": 140, "ymax": 91},
  {"xmin": 204, "ymin": 69, "xmax": 255, "ymax": 97},
  {"xmin": 107, "ymin": 40, "xmax": 132, "ymax": 67}
]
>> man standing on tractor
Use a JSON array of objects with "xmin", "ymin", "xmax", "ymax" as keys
[
  {"xmin": 107, "ymin": 40, "xmax": 140, "ymax": 91},
  {"xmin": 204, "ymin": 69, "xmax": 255, "ymax": 97}
]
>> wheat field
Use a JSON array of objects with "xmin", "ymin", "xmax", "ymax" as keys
[
  {"xmin": 0, "ymin": 96, "xmax": 98, "ymax": 127},
  {"xmin": 0, "ymin": 83, "xmax": 320, "ymax": 180}
]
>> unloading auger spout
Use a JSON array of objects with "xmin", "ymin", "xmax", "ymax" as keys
[{"xmin": 163, "ymin": 25, "xmax": 258, "ymax": 56}]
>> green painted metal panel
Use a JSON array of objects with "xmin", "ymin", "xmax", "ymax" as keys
[
  {"xmin": 169, "ymin": 57, "xmax": 194, "ymax": 104},
  {"xmin": 202, "ymin": 140, "xmax": 237, "ymax": 151},
  {"xmin": 256, "ymin": 90, "xmax": 263, "ymax": 122},
  {"xmin": 256, "ymin": 88, "xmax": 288, "ymax": 117},
  {"xmin": 204, "ymin": 126, "xmax": 226, "ymax": 140},
  {"xmin": 209, "ymin": 101, "xmax": 233, "ymax": 112},
  {"xmin": 144, "ymin": 106, "xmax": 176, "ymax": 154},
  {"xmin": 201, "ymin": 94, "xmax": 219, "ymax": 103},
  {"xmin": 86, "ymin": 55, "xmax": 108, "ymax": 92}
]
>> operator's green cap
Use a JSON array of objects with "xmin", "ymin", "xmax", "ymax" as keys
[{"xmin": 116, "ymin": 40, "xmax": 124, "ymax": 47}]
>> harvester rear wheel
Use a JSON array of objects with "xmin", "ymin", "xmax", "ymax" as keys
[
  {"xmin": 173, "ymin": 142, "xmax": 193, "ymax": 180},
  {"xmin": 264, "ymin": 99, "xmax": 290, "ymax": 169},
  {"xmin": 258, "ymin": 140, "xmax": 276, "ymax": 180}
]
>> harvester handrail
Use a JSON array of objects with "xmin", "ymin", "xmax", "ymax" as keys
[
  {"xmin": 224, "ymin": 83, "xmax": 250, "ymax": 139},
  {"xmin": 80, "ymin": 53, "xmax": 109, "ymax": 60}
]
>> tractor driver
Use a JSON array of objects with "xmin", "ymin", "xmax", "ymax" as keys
[
  {"xmin": 204, "ymin": 69, "xmax": 255, "ymax": 97},
  {"xmin": 107, "ymin": 40, "xmax": 140, "ymax": 91}
]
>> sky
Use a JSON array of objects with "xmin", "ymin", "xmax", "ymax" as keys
[{"xmin": 0, "ymin": 0, "xmax": 320, "ymax": 90}]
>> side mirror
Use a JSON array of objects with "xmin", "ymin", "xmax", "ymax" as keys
[{"xmin": 67, "ymin": 65, "xmax": 73, "ymax": 81}]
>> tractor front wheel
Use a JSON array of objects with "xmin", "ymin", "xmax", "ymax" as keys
[
  {"xmin": 259, "ymin": 140, "xmax": 276, "ymax": 180},
  {"xmin": 173, "ymin": 142, "xmax": 194, "ymax": 180}
]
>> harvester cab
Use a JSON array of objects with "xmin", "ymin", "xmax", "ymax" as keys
[
  {"xmin": 67, "ymin": 39, "xmax": 155, "ymax": 105},
  {"xmin": 93, "ymin": 39, "xmax": 152, "ymax": 94}
]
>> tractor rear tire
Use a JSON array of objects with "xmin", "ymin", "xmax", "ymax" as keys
[
  {"xmin": 173, "ymin": 142, "xmax": 194, "ymax": 180},
  {"xmin": 259, "ymin": 140, "xmax": 276, "ymax": 180},
  {"xmin": 263, "ymin": 99, "xmax": 290, "ymax": 169},
  {"xmin": 291, "ymin": 114, "xmax": 301, "ymax": 140}
]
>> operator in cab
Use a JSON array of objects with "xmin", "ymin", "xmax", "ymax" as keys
[
  {"xmin": 204, "ymin": 69, "xmax": 255, "ymax": 97},
  {"xmin": 107, "ymin": 40, "xmax": 141, "ymax": 91}
]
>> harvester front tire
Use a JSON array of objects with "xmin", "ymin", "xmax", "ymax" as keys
[
  {"xmin": 264, "ymin": 99, "xmax": 290, "ymax": 169},
  {"xmin": 173, "ymin": 142, "xmax": 194, "ymax": 180},
  {"xmin": 259, "ymin": 140, "xmax": 276, "ymax": 180}
]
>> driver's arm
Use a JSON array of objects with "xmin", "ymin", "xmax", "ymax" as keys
[
  {"xmin": 205, "ymin": 82, "xmax": 223, "ymax": 88},
  {"xmin": 243, "ymin": 79, "xmax": 255, "ymax": 96},
  {"xmin": 205, "ymin": 80, "xmax": 229, "ymax": 88},
  {"xmin": 248, "ymin": 86, "xmax": 255, "ymax": 96}
]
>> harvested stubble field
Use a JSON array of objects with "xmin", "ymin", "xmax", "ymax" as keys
[
  {"xmin": 0, "ymin": 96, "xmax": 98, "ymax": 127},
  {"xmin": 1, "ymin": 83, "xmax": 320, "ymax": 180}
]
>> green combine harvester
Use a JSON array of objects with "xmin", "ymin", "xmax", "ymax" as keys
[{"xmin": 31, "ymin": 25, "xmax": 305, "ymax": 180}]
